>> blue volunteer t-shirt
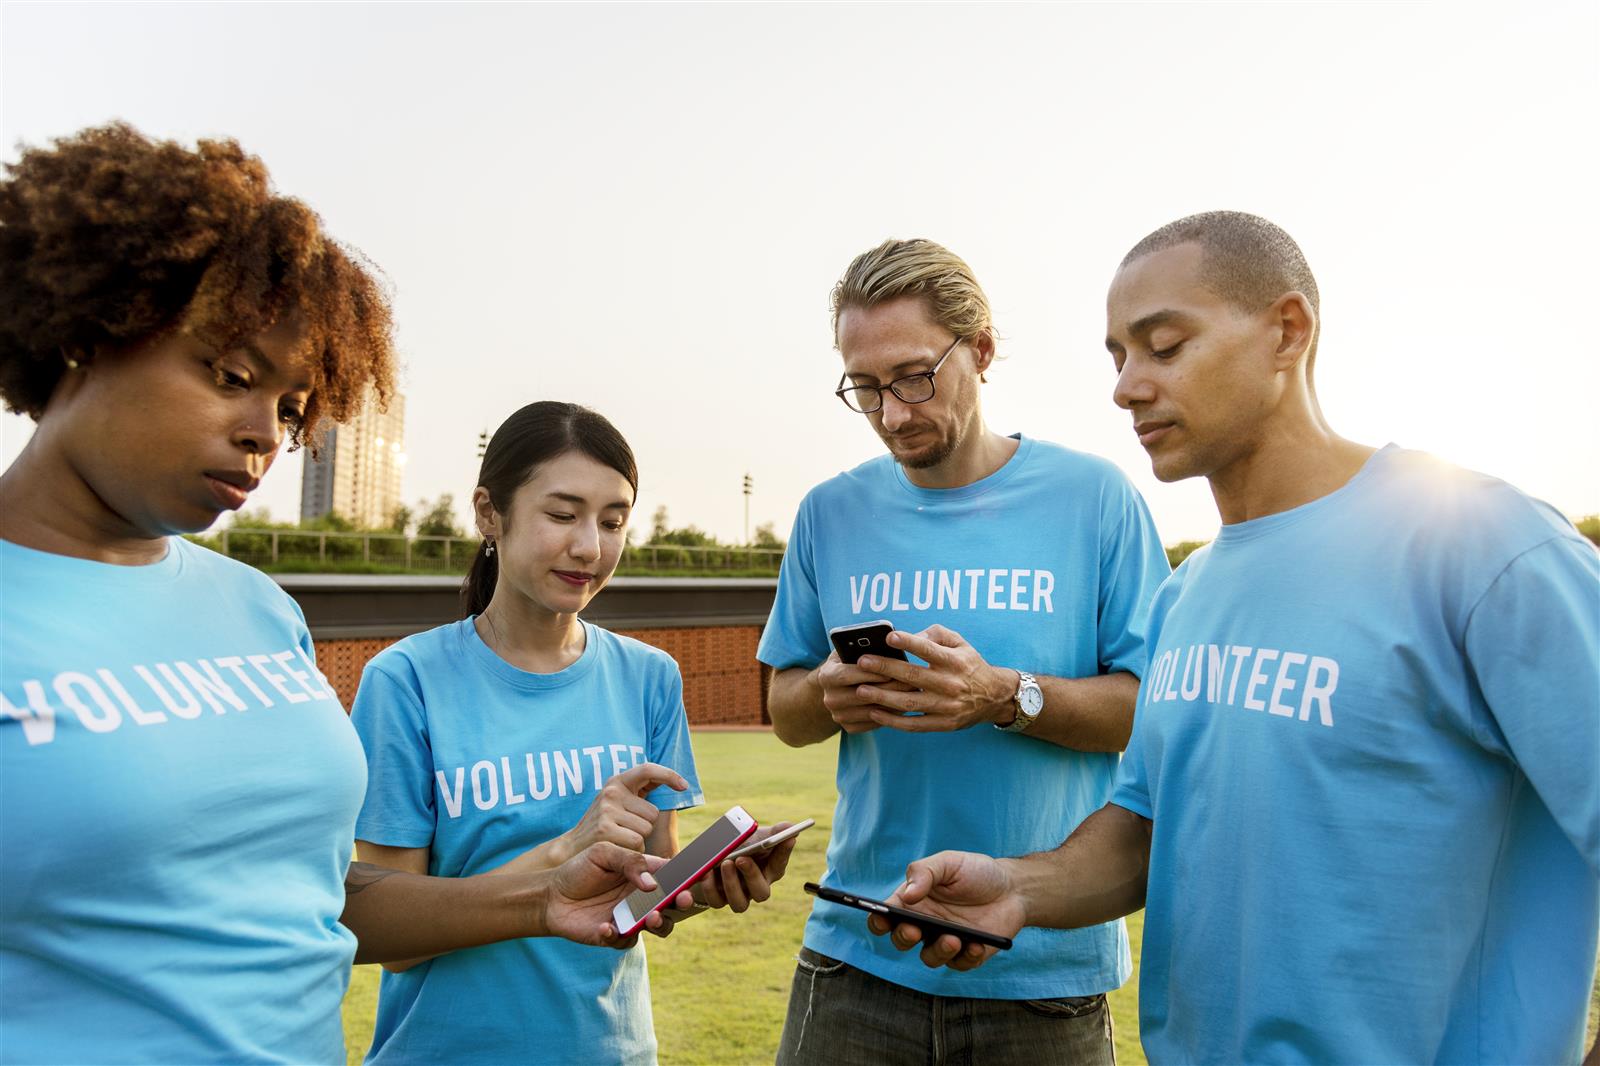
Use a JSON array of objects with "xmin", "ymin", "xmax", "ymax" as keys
[
  {"xmin": 1114, "ymin": 445, "xmax": 1600, "ymax": 1063},
  {"xmin": 758, "ymin": 435, "xmax": 1170, "ymax": 999},
  {"xmin": 0, "ymin": 537, "xmax": 365, "ymax": 1065},
  {"xmin": 350, "ymin": 618, "xmax": 703, "ymax": 1066}
]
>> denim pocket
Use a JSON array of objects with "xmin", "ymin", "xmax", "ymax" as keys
[
  {"xmin": 1018, "ymin": 992, "xmax": 1106, "ymax": 1019},
  {"xmin": 794, "ymin": 946, "xmax": 847, "ymax": 977}
]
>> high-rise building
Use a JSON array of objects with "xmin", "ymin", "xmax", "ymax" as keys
[{"xmin": 300, "ymin": 392, "xmax": 407, "ymax": 529}]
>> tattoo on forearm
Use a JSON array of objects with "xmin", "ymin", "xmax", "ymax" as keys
[{"xmin": 346, "ymin": 862, "xmax": 400, "ymax": 896}]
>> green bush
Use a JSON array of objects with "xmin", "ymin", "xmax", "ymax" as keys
[{"xmin": 1166, "ymin": 540, "xmax": 1208, "ymax": 569}]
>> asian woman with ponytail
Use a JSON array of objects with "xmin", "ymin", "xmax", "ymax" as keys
[{"xmin": 347, "ymin": 401, "xmax": 796, "ymax": 1065}]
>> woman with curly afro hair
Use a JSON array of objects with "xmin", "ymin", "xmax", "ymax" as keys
[{"xmin": 0, "ymin": 124, "xmax": 687, "ymax": 1065}]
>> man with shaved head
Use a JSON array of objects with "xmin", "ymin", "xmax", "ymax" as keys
[{"xmin": 868, "ymin": 211, "xmax": 1600, "ymax": 1063}]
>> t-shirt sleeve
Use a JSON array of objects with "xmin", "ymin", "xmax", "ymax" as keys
[
  {"xmin": 1109, "ymin": 702, "xmax": 1155, "ymax": 820},
  {"xmin": 756, "ymin": 496, "xmax": 832, "ymax": 670},
  {"xmin": 349, "ymin": 661, "xmax": 438, "ymax": 849},
  {"xmin": 644, "ymin": 661, "xmax": 704, "ymax": 813},
  {"xmin": 1463, "ymin": 535, "xmax": 1600, "ymax": 873},
  {"xmin": 1096, "ymin": 477, "xmax": 1172, "ymax": 678},
  {"xmin": 1111, "ymin": 573, "xmax": 1180, "ymax": 819}
]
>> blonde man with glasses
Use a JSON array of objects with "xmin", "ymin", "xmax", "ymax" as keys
[{"xmin": 759, "ymin": 238, "xmax": 1170, "ymax": 1064}]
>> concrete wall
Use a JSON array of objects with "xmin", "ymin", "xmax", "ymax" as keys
[{"xmin": 276, "ymin": 575, "xmax": 776, "ymax": 727}]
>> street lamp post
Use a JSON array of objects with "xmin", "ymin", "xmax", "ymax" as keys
[{"xmin": 742, "ymin": 472, "xmax": 753, "ymax": 546}]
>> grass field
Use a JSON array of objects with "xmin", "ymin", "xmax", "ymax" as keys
[{"xmin": 341, "ymin": 731, "xmax": 1598, "ymax": 1064}]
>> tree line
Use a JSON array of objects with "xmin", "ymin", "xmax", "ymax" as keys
[{"xmin": 201, "ymin": 506, "xmax": 1597, "ymax": 576}]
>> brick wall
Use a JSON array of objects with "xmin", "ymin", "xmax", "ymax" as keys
[
  {"xmin": 621, "ymin": 625, "xmax": 769, "ymax": 727},
  {"xmin": 315, "ymin": 637, "xmax": 397, "ymax": 710},
  {"xmin": 313, "ymin": 624, "xmax": 769, "ymax": 727}
]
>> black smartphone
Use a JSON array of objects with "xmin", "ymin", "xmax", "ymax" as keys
[
  {"xmin": 827, "ymin": 619, "xmax": 908, "ymax": 665},
  {"xmin": 804, "ymin": 882, "xmax": 1013, "ymax": 951}
]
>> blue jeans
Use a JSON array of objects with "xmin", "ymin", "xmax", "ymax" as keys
[{"xmin": 775, "ymin": 947, "xmax": 1116, "ymax": 1066}]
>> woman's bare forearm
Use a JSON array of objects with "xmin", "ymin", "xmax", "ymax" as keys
[{"xmin": 341, "ymin": 862, "xmax": 547, "ymax": 965}]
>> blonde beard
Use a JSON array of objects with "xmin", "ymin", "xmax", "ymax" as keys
[{"xmin": 886, "ymin": 421, "xmax": 964, "ymax": 470}]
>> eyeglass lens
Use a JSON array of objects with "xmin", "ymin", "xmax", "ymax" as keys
[{"xmin": 840, "ymin": 373, "xmax": 936, "ymax": 413}]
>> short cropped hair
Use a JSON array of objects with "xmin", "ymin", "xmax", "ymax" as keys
[
  {"xmin": 1123, "ymin": 210, "xmax": 1320, "ymax": 362},
  {"xmin": 831, "ymin": 238, "xmax": 995, "ymax": 348},
  {"xmin": 0, "ymin": 122, "xmax": 396, "ymax": 449}
]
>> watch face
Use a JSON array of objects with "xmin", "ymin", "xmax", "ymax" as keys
[{"xmin": 1020, "ymin": 684, "xmax": 1044, "ymax": 716}]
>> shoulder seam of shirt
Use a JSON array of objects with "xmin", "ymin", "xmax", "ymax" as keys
[
  {"xmin": 1457, "ymin": 531, "xmax": 1596, "ymax": 759},
  {"xmin": 358, "ymin": 655, "xmax": 432, "ymax": 732},
  {"xmin": 1460, "ymin": 532, "xmax": 1580, "ymax": 641}
]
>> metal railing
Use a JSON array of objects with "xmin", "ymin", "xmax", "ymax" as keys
[
  {"xmin": 621, "ymin": 543, "xmax": 784, "ymax": 573},
  {"xmin": 199, "ymin": 529, "xmax": 476, "ymax": 572},
  {"xmin": 199, "ymin": 529, "xmax": 783, "ymax": 575}
]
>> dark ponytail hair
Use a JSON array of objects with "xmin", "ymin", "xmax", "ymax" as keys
[{"xmin": 461, "ymin": 401, "xmax": 640, "ymax": 618}]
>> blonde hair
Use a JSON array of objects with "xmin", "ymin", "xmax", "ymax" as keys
[{"xmin": 830, "ymin": 238, "xmax": 995, "ymax": 349}]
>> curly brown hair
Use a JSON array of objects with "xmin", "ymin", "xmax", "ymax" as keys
[{"xmin": 0, "ymin": 122, "xmax": 395, "ymax": 449}]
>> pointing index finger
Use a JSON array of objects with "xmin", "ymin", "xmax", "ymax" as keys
[{"xmin": 616, "ymin": 762, "xmax": 689, "ymax": 797}]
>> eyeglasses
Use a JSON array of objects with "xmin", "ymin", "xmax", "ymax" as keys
[{"xmin": 834, "ymin": 336, "xmax": 962, "ymax": 414}]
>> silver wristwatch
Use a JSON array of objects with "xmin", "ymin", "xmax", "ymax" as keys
[{"xmin": 996, "ymin": 671, "xmax": 1043, "ymax": 733}]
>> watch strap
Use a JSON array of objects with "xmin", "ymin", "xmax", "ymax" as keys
[{"xmin": 996, "ymin": 671, "xmax": 1042, "ymax": 733}]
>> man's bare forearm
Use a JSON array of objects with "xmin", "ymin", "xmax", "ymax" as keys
[
  {"xmin": 341, "ymin": 862, "xmax": 547, "ymax": 965},
  {"xmin": 1020, "ymin": 671, "xmax": 1140, "ymax": 752},
  {"xmin": 768, "ymin": 666, "xmax": 838, "ymax": 747},
  {"xmin": 1005, "ymin": 803, "xmax": 1151, "ymax": 930}
]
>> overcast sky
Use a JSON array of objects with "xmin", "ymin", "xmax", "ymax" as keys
[{"xmin": 3, "ymin": 1, "xmax": 1596, "ymax": 545}]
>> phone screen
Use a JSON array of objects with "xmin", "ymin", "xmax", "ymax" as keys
[{"xmin": 621, "ymin": 813, "xmax": 751, "ymax": 919}]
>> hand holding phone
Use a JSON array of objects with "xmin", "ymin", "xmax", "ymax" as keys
[
  {"xmin": 611, "ymin": 807, "xmax": 757, "ymax": 936},
  {"xmin": 852, "ymin": 849, "xmax": 1028, "ymax": 972},
  {"xmin": 807, "ymin": 882, "xmax": 1014, "ymax": 956},
  {"xmin": 816, "ymin": 620, "xmax": 916, "ymax": 736},
  {"xmin": 542, "ymin": 842, "xmax": 687, "ymax": 948},
  {"xmin": 695, "ymin": 818, "xmax": 813, "ymax": 913}
]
